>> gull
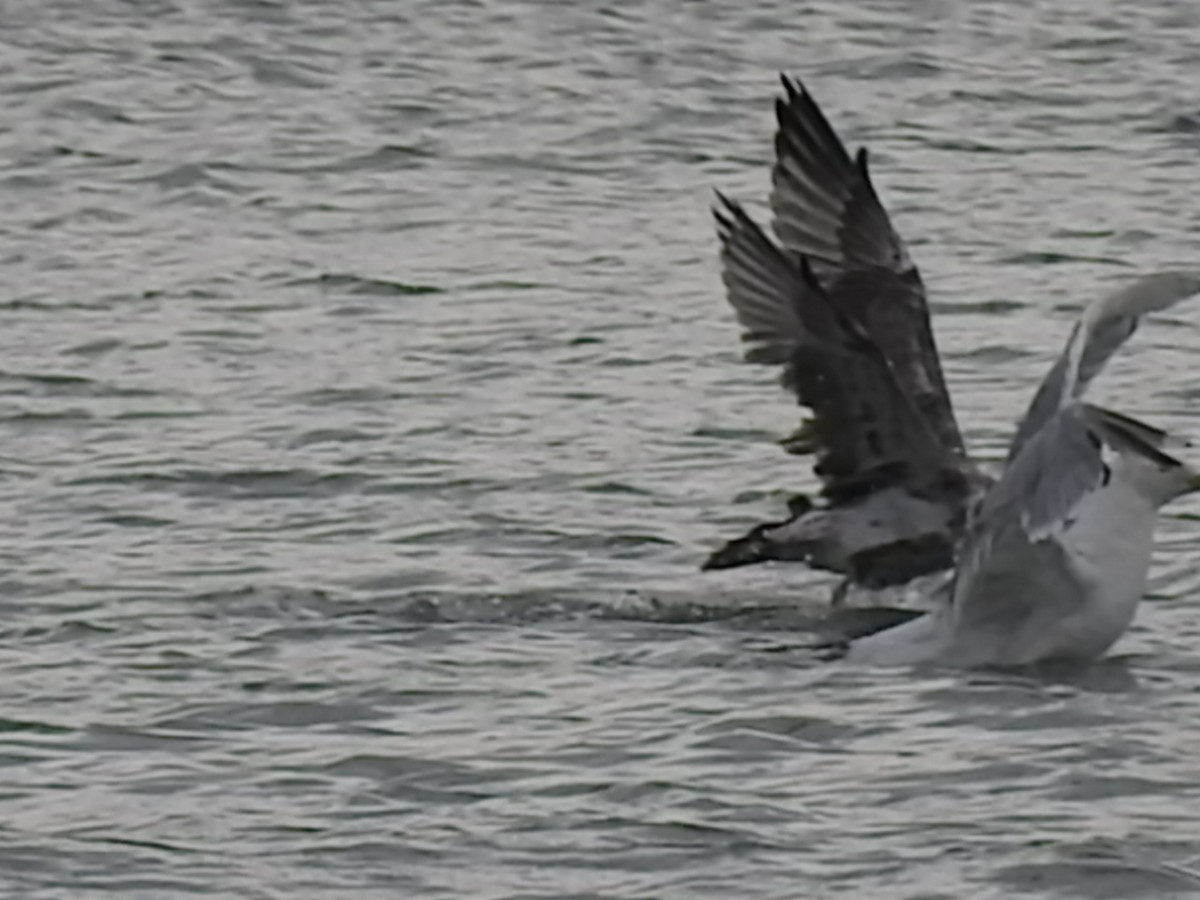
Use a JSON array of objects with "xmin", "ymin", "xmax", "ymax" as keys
[
  {"xmin": 841, "ymin": 402, "xmax": 1200, "ymax": 666},
  {"xmin": 706, "ymin": 75, "xmax": 1200, "ymax": 616}
]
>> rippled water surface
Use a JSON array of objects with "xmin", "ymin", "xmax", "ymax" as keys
[{"xmin": 6, "ymin": 0, "xmax": 1200, "ymax": 897}]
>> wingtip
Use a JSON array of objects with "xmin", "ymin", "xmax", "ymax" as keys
[
  {"xmin": 712, "ymin": 190, "xmax": 743, "ymax": 236},
  {"xmin": 773, "ymin": 76, "xmax": 860, "ymax": 178},
  {"xmin": 774, "ymin": 95, "xmax": 800, "ymax": 135},
  {"xmin": 773, "ymin": 95, "xmax": 789, "ymax": 125},
  {"xmin": 856, "ymin": 146, "xmax": 870, "ymax": 177},
  {"xmin": 779, "ymin": 73, "xmax": 810, "ymax": 102},
  {"xmin": 713, "ymin": 193, "xmax": 765, "ymax": 235}
]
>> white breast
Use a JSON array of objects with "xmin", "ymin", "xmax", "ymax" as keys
[
  {"xmin": 1024, "ymin": 474, "xmax": 1158, "ymax": 662},
  {"xmin": 846, "ymin": 472, "xmax": 1161, "ymax": 668}
]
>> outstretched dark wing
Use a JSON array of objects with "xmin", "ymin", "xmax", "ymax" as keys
[
  {"xmin": 704, "ymin": 77, "xmax": 986, "ymax": 585},
  {"xmin": 770, "ymin": 76, "xmax": 966, "ymax": 458},
  {"xmin": 714, "ymin": 194, "xmax": 954, "ymax": 501}
]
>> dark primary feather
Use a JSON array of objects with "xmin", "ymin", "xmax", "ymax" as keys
[
  {"xmin": 770, "ymin": 78, "xmax": 907, "ymax": 273},
  {"xmin": 708, "ymin": 192, "xmax": 982, "ymax": 584},
  {"xmin": 714, "ymin": 194, "xmax": 962, "ymax": 502},
  {"xmin": 704, "ymin": 77, "xmax": 985, "ymax": 587},
  {"xmin": 770, "ymin": 76, "xmax": 967, "ymax": 460},
  {"xmin": 1084, "ymin": 405, "xmax": 1187, "ymax": 470}
]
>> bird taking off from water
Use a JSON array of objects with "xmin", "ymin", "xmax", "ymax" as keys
[{"xmin": 706, "ymin": 75, "xmax": 1200, "ymax": 616}]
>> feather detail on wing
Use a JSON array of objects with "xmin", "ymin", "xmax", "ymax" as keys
[
  {"xmin": 1008, "ymin": 272, "xmax": 1200, "ymax": 461},
  {"xmin": 715, "ymin": 194, "xmax": 966, "ymax": 502},
  {"xmin": 770, "ymin": 76, "xmax": 967, "ymax": 459},
  {"xmin": 954, "ymin": 402, "xmax": 1187, "ymax": 628}
]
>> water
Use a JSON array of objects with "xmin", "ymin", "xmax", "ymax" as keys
[{"xmin": 4, "ymin": 0, "xmax": 1200, "ymax": 896}]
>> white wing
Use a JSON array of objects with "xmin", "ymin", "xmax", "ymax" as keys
[
  {"xmin": 956, "ymin": 403, "xmax": 1187, "ymax": 633},
  {"xmin": 1008, "ymin": 272, "xmax": 1200, "ymax": 461}
]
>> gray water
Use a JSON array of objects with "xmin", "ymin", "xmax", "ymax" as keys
[{"xmin": 5, "ymin": 0, "xmax": 1200, "ymax": 897}]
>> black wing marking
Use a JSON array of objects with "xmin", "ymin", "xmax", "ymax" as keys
[
  {"xmin": 770, "ymin": 76, "xmax": 966, "ymax": 458},
  {"xmin": 715, "ymin": 194, "xmax": 964, "ymax": 502}
]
